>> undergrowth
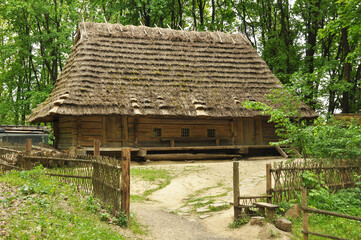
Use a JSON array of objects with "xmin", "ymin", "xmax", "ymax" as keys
[
  {"xmin": 0, "ymin": 166, "xmax": 143, "ymax": 239},
  {"xmin": 290, "ymin": 172, "xmax": 361, "ymax": 239}
]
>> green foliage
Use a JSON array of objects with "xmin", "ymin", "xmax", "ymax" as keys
[
  {"xmin": 229, "ymin": 216, "xmax": 250, "ymax": 228},
  {"xmin": 0, "ymin": 167, "xmax": 126, "ymax": 239},
  {"xmin": 117, "ymin": 212, "xmax": 129, "ymax": 228},
  {"xmin": 292, "ymin": 186, "xmax": 361, "ymax": 239},
  {"xmin": 244, "ymin": 89, "xmax": 361, "ymax": 162}
]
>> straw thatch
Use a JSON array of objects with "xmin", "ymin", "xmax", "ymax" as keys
[{"xmin": 28, "ymin": 22, "xmax": 317, "ymax": 123}]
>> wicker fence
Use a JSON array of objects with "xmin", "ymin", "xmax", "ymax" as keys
[
  {"xmin": 268, "ymin": 160, "xmax": 361, "ymax": 203},
  {"xmin": 0, "ymin": 140, "xmax": 130, "ymax": 219},
  {"xmin": 233, "ymin": 159, "xmax": 361, "ymax": 221}
]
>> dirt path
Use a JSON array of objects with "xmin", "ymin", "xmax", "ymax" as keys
[{"xmin": 129, "ymin": 159, "xmax": 293, "ymax": 240}]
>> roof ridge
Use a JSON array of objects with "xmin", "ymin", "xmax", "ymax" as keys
[{"xmin": 78, "ymin": 22, "xmax": 250, "ymax": 46}]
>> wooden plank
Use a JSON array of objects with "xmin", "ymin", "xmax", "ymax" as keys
[
  {"xmin": 236, "ymin": 119, "xmax": 244, "ymax": 145},
  {"xmin": 146, "ymin": 153, "xmax": 242, "ymax": 161},
  {"xmin": 121, "ymin": 148, "xmax": 130, "ymax": 221},
  {"xmin": 275, "ymin": 146, "xmax": 288, "ymax": 158},
  {"xmin": 122, "ymin": 116, "xmax": 128, "ymax": 144},
  {"xmin": 81, "ymin": 116, "xmax": 102, "ymax": 122},
  {"xmin": 138, "ymin": 117, "xmax": 230, "ymax": 125},
  {"xmin": 81, "ymin": 121, "xmax": 102, "ymax": 129},
  {"xmin": 255, "ymin": 118, "xmax": 263, "ymax": 145},
  {"xmin": 253, "ymin": 202, "xmax": 279, "ymax": 208},
  {"xmin": 94, "ymin": 140, "xmax": 100, "ymax": 156}
]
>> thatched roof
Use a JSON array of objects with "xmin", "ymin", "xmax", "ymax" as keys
[{"xmin": 28, "ymin": 22, "xmax": 317, "ymax": 123}]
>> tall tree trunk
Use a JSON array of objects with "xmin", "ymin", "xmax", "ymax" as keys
[{"xmin": 341, "ymin": 27, "xmax": 351, "ymax": 113}]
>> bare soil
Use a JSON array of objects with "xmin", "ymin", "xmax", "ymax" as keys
[{"xmin": 129, "ymin": 158, "xmax": 293, "ymax": 240}]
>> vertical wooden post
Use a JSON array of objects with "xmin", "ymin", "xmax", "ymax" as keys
[
  {"xmin": 25, "ymin": 138, "xmax": 32, "ymax": 169},
  {"xmin": 121, "ymin": 148, "xmax": 130, "ymax": 222},
  {"xmin": 266, "ymin": 163, "xmax": 272, "ymax": 203},
  {"xmin": 25, "ymin": 138, "xmax": 32, "ymax": 155},
  {"xmin": 94, "ymin": 139, "xmax": 100, "ymax": 157},
  {"xmin": 233, "ymin": 160, "xmax": 240, "ymax": 221},
  {"xmin": 341, "ymin": 160, "xmax": 346, "ymax": 187},
  {"xmin": 302, "ymin": 188, "xmax": 309, "ymax": 240}
]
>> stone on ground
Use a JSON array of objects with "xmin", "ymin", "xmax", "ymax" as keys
[
  {"xmin": 196, "ymin": 206, "xmax": 210, "ymax": 213},
  {"xmin": 275, "ymin": 217, "xmax": 292, "ymax": 232},
  {"xmin": 284, "ymin": 204, "xmax": 300, "ymax": 218}
]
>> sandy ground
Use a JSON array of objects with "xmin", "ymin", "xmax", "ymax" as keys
[{"xmin": 127, "ymin": 158, "xmax": 293, "ymax": 240}]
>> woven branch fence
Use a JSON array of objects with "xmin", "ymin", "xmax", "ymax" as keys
[
  {"xmin": 0, "ymin": 140, "xmax": 130, "ymax": 219},
  {"xmin": 268, "ymin": 160, "xmax": 361, "ymax": 203}
]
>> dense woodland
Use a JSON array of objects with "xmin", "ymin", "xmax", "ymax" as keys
[{"xmin": 0, "ymin": 0, "xmax": 360, "ymax": 125}]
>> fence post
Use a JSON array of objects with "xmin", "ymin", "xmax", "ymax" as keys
[
  {"xmin": 121, "ymin": 148, "xmax": 130, "ymax": 222},
  {"xmin": 94, "ymin": 140, "xmax": 101, "ymax": 157},
  {"xmin": 25, "ymin": 138, "xmax": 32, "ymax": 169},
  {"xmin": 266, "ymin": 163, "xmax": 272, "ymax": 203},
  {"xmin": 233, "ymin": 160, "xmax": 240, "ymax": 221},
  {"xmin": 302, "ymin": 188, "xmax": 309, "ymax": 240},
  {"xmin": 341, "ymin": 160, "xmax": 346, "ymax": 187}
]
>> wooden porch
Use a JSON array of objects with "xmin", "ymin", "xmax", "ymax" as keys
[{"xmin": 83, "ymin": 144, "xmax": 288, "ymax": 161}]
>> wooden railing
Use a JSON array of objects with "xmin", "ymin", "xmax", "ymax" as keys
[{"xmin": 301, "ymin": 189, "xmax": 361, "ymax": 240}]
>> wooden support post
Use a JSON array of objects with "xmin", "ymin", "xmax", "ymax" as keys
[
  {"xmin": 233, "ymin": 160, "xmax": 240, "ymax": 221},
  {"xmin": 25, "ymin": 138, "xmax": 32, "ymax": 156},
  {"xmin": 302, "ymin": 188, "xmax": 309, "ymax": 240},
  {"xmin": 266, "ymin": 163, "xmax": 272, "ymax": 203},
  {"xmin": 94, "ymin": 140, "xmax": 100, "ymax": 157},
  {"xmin": 121, "ymin": 148, "xmax": 130, "ymax": 223},
  {"xmin": 170, "ymin": 139, "xmax": 175, "ymax": 147},
  {"xmin": 341, "ymin": 160, "xmax": 346, "ymax": 187},
  {"xmin": 25, "ymin": 139, "xmax": 32, "ymax": 169}
]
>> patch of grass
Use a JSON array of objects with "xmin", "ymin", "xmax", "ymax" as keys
[
  {"xmin": 131, "ymin": 167, "xmax": 174, "ymax": 197},
  {"xmin": 229, "ymin": 216, "xmax": 250, "ymax": 228},
  {"xmin": 291, "ymin": 187, "xmax": 361, "ymax": 240},
  {"xmin": 209, "ymin": 204, "xmax": 230, "ymax": 212},
  {"xmin": 130, "ymin": 194, "xmax": 146, "ymax": 202},
  {"xmin": 0, "ymin": 166, "xmax": 128, "ymax": 239}
]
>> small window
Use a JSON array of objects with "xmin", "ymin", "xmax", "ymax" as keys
[
  {"xmin": 153, "ymin": 128, "xmax": 162, "ymax": 137},
  {"xmin": 207, "ymin": 129, "xmax": 215, "ymax": 138},
  {"xmin": 181, "ymin": 128, "xmax": 190, "ymax": 137}
]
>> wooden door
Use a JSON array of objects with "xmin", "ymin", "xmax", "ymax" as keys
[{"xmin": 243, "ymin": 119, "xmax": 255, "ymax": 145}]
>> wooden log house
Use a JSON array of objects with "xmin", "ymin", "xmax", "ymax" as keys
[{"xmin": 28, "ymin": 22, "xmax": 317, "ymax": 159}]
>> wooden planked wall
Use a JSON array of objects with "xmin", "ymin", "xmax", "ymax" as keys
[{"xmin": 56, "ymin": 115, "xmax": 279, "ymax": 150}]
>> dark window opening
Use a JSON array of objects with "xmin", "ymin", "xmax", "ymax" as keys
[
  {"xmin": 207, "ymin": 129, "xmax": 215, "ymax": 138},
  {"xmin": 181, "ymin": 128, "xmax": 190, "ymax": 137},
  {"xmin": 153, "ymin": 128, "xmax": 162, "ymax": 137}
]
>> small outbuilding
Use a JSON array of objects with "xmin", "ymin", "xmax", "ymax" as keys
[
  {"xmin": 28, "ymin": 22, "xmax": 316, "ymax": 159},
  {"xmin": 0, "ymin": 125, "xmax": 49, "ymax": 146}
]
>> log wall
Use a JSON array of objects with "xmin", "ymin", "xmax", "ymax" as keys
[
  {"xmin": 56, "ymin": 116, "xmax": 279, "ymax": 150},
  {"xmin": 135, "ymin": 118, "xmax": 232, "ymax": 147}
]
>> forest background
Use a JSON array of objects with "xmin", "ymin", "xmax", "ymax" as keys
[{"xmin": 0, "ymin": 0, "xmax": 360, "ymax": 125}]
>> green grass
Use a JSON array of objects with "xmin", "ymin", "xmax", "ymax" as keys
[
  {"xmin": 290, "ymin": 187, "xmax": 361, "ymax": 240},
  {"xmin": 0, "ymin": 166, "xmax": 129, "ymax": 239},
  {"xmin": 130, "ymin": 167, "xmax": 174, "ymax": 197}
]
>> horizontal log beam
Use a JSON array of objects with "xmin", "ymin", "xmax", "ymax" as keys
[
  {"xmin": 302, "ymin": 206, "xmax": 361, "ymax": 221},
  {"xmin": 146, "ymin": 153, "xmax": 242, "ymax": 161},
  {"xmin": 302, "ymin": 230, "xmax": 347, "ymax": 240},
  {"xmin": 46, "ymin": 173, "xmax": 92, "ymax": 179}
]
